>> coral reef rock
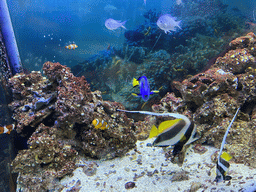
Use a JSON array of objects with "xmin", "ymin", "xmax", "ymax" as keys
[
  {"xmin": 147, "ymin": 32, "xmax": 256, "ymax": 167},
  {"xmin": 9, "ymin": 62, "xmax": 137, "ymax": 191}
]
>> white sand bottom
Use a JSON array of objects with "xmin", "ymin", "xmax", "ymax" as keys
[{"xmin": 60, "ymin": 138, "xmax": 256, "ymax": 192}]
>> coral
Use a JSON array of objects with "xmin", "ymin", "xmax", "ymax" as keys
[
  {"xmin": 229, "ymin": 32, "xmax": 256, "ymax": 52},
  {"xmin": 8, "ymin": 61, "xmax": 137, "ymax": 191},
  {"xmin": 43, "ymin": 62, "xmax": 94, "ymax": 127},
  {"xmin": 152, "ymin": 92, "xmax": 185, "ymax": 113},
  {"xmin": 8, "ymin": 71, "xmax": 56, "ymax": 134},
  {"xmin": 214, "ymin": 48, "xmax": 256, "ymax": 74},
  {"xmin": 172, "ymin": 68, "xmax": 239, "ymax": 107},
  {"xmin": 147, "ymin": 32, "xmax": 256, "ymax": 167},
  {"xmin": 11, "ymin": 123, "xmax": 77, "ymax": 191},
  {"xmin": 79, "ymin": 99, "xmax": 137, "ymax": 159},
  {"xmin": 171, "ymin": 35, "xmax": 225, "ymax": 75},
  {"xmin": 134, "ymin": 115, "xmax": 156, "ymax": 140}
]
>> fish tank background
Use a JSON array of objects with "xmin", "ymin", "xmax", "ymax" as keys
[
  {"xmin": 7, "ymin": 0, "xmax": 256, "ymax": 110},
  {"xmin": 1, "ymin": 0, "xmax": 256, "ymax": 191}
]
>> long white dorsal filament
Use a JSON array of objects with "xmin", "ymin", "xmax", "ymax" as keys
[
  {"xmin": 117, "ymin": 109, "xmax": 191, "ymax": 133},
  {"xmin": 218, "ymin": 107, "xmax": 240, "ymax": 161},
  {"xmin": 117, "ymin": 109, "xmax": 190, "ymax": 123}
]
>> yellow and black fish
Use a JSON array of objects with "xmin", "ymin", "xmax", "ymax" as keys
[
  {"xmin": 215, "ymin": 107, "xmax": 240, "ymax": 182},
  {"xmin": 149, "ymin": 118, "xmax": 198, "ymax": 155},
  {"xmin": 117, "ymin": 109, "xmax": 199, "ymax": 155},
  {"xmin": 215, "ymin": 152, "xmax": 232, "ymax": 182},
  {"xmin": 92, "ymin": 119, "xmax": 109, "ymax": 130},
  {"xmin": 0, "ymin": 124, "xmax": 15, "ymax": 134}
]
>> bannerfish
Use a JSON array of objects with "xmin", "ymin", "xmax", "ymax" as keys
[
  {"xmin": 215, "ymin": 107, "xmax": 240, "ymax": 182},
  {"xmin": 157, "ymin": 14, "xmax": 181, "ymax": 34},
  {"xmin": 0, "ymin": 124, "xmax": 15, "ymax": 134},
  {"xmin": 105, "ymin": 18, "xmax": 127, "ymax": 30},
  {"xmin": 65, "ymin": 43, "xmax": 78, "ymax": 50},
  {"xmin": 216, "ymin": 152, "xmax": 232, "ymax": 182},
  {"xmin": 132, "ymin": 76, "xmax": 159, "ymax": 102},
  {"xmin": 92, "ymin": 119, "xmax": 109, "ymax": 130},
  {"xmin": 117, "ymin": 109, "xmax": 199, "ymax": 155}
]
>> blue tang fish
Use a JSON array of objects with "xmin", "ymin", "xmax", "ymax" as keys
[{"xmin": 132, "ymin": 76, "xmax": 159, "ymax": 101}]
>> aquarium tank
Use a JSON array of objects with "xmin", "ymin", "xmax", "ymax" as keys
[{"xmin": 1, "ymin": 0, "xmax": 256, "ymax": 191}]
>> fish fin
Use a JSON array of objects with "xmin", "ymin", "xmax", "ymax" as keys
[
  {"xmin": 121, "ymin": 21, "xmax": 127, "ymax": 29},
  {"xmin": 149, "ymin": 125, "xmax": 159, "ymax": 138},
  {"xmin": 131, "ymin": 93, "xmax": 139, "ymax": 97},
  {"xmin": 150, "ymin": 90, "xmax": 159, "ymax": 94},
  {"xmin": 186, "ymin": 136, "xmax": 199, "ymax": 145},
  {"xmin": 180, "ymin": 133, "xmax": 186, "ymax": 142},
  {"xmin": 133, "ymin": 78, "xmax": 139, "ymax": 87},
  {"xmin": 186, "ymin": 124, "xmax": 200, "ymax": 145},
  {"xmin": 158, "ymin": 119, "xmax": 181, "ymax": 133},
  {"xmin": 221, "ymin": 152, "xmax": 232, "ymax": 162},
  {"xmin": 176, "ymin": 20, "xmax": 182, "ymax": 29}
]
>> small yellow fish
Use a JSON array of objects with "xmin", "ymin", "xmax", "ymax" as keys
[
  {"xmin": 0, "ymin": 124, "xmax": 15, "ymax": 134},
  {"xmin": 92, "ymin": 119, "xmax": 109, "ymax": 130},
  {"xmin": 144, "ymin": 27, "xmax": 151, "ymax": 36},
  {"xmin": 65, "ymin": 43, "xmax": 78, "ymax": 50}
]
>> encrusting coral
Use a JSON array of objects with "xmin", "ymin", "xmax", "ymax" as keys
[
  {"xmin": 9, "ymin": 61, "xmax": 137, "ymax": 191},
  {"xmin": 146, "ymin": 32, "xmax": 256, "ymax": 167},
  {"xmin": 8, "ymin": 32, "xmax": 256, "ymax": 191}
]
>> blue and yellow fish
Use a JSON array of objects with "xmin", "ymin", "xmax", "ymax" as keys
[
  {"xmin": 0, "ymin": 124, "xmax": 15, "ymax": 134},
  {"xmin": 132, "ymin": 76, "xmax": 159, "ymax": 101},
  {"xmin": 92, "ymin": 119, "xmax": 109, "ymax": 130}
]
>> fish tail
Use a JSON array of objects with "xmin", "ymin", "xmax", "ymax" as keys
[
  {"xmin": 131, "ymin": 93, "xmax": 139, "ymax": 97},
  {"xmin": 177, "ymin": 20, "xmax": 182, "ymax": 29},
  {"xmin": 133, "ymin": 78, "xmax": 139, "ymax": 87},
  {"xmin": 150, "ymin": 90, "xmax": 159, "ymax": 94},
  {"xmin": 121, "ymin": 21, "xmax": 127, "ymax": 29}
]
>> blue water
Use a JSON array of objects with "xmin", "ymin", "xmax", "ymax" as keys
[
  {"xmin": 6, "ymin": 0, "xmax": 255, "ymax": 72},
  {"xmin": 6, "ymin": 0, "xmax": 158, "ymax": 69},
  {"xmin": 2, "ymin": 1, "xmax": 256, "ymax": 191}
]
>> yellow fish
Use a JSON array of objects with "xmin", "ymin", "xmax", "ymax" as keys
[
  {"xmin": 144, "ymin": 27, "xmax": 151, "ymax": 36},
  {"xmin": 0, "ymin": 124, "xmax": 15, "ymax": 134},
  {"xmin": 92, "ymin": 119, "xmax": 109, "ymax": 130},
  {"xmin": 65, "ymin": 43, "xmax": 78, "ymax": 50}
]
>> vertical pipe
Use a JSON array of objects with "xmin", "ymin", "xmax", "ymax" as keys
[{"xmin": 0, "ymin": 0, "xmax": 23, "ymax": 75}]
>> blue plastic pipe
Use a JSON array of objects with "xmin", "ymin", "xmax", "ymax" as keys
[{"xmin": 0, "ymin": 0, "xmax": 22, "ymax": 75}]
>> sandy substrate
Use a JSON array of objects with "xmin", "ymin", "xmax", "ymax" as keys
[{"xmin": 60, "ymin": 138, "xmax": 256, "ymax": 192}]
